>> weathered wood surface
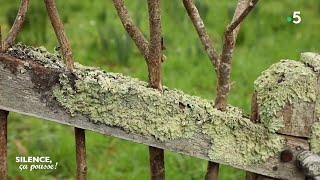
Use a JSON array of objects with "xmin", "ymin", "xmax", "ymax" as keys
[
  {"xmin": 297, "ymin": 151, "xmax": 320, "ymax": 178},
  {"xmin": 0, "ymin": 53, "xmax": 309, "ymax": 179}
]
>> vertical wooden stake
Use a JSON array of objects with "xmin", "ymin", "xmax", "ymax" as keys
[
  {"xmin": 149, "ymin": 146, "xmax": 165, "ymax": 180},
  {"xmin": 44, "ymin": 1, "xmax": 86, "ymax": 179},
  {"xmin": 0, "ymin": 110, "xmax": 9, "ymax": 180},
  {"xmin": 205, "ymin": 162, "xmax": 219, "ymax": 180},
  {"xmin": 75, "ymin": 128, "xmax": 87, "ymax": 180}
]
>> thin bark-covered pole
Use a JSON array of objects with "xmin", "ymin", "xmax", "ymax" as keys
[
  {"xmin": 0, "ymin": 110, "xmax": 8, "ymax": 180},
  {"xmin": 3, "ymin": 0, "xmax": 29, "ymax": 50},
  {"xmin": 113, "ymin": 0, "xmax": 165, "ymax": 178},
  {"xmin": 44, "ymin": 0, "xmax": 74, "ymax": 70},
  {"xmin": 44, "ymin": 1, "xmax": 86, "ymax": 179},
  {"xmin": 147, "ymin": 0, "xmax": 163, "ymax": 91},
  {"xmin": 182, "ymin": 0, "xmax": 219, "ymax": 71},
  {"xmin": 183, "ymin": 0, "xmax": 259, "ymax": 179},
  {"xmin": 112, "ymin": 0, "xmax": 149, "ymax": 60},
  {"xmin": 147, "ymin": 0, "xmax": 165, "ymax": 179},
  {"xmin": 215, "ymin": 0, "xmax": 258, "ymax": 111},
  {"xmin": 75, "ymin": 128, "xmax": 87, "ymax": 180}
]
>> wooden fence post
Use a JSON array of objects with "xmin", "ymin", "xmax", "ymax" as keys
[{"xmin": 0, "ymin": 110, "xmax": 9, "ymax": 180}]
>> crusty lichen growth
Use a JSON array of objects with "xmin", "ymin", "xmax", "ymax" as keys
[
  {"xmin": 6, "ymin": 43, "xmax": 285, "ymax": 165},
  {"xmin": 202, "ymin": 108, "xmax": 284, "ymax": 165},
  {"xmin": 301, "ymin": 52, "xmax": 320, "ymax": 118},
  {"xmin": 254, "ymin": 60, "xmax": 317, "ymax": 132},
  {"xmin": 310, "ymin": 122, "xmax": 320, "ymax": 154}
]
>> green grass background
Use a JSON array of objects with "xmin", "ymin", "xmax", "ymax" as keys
[{"xmin": 0, "ymin": 0, "xmax": 320, "ymax": 179}]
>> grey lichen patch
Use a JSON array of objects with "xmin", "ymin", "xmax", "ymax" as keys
[
  {"xmin": 301, "ymin": 52, "xmax": 320, "ymax": 73},
  {"xmin": 202, "ymin": 107, "xmax": 284, "ymax": 165},
  {"xmin": 54, "ymin": 67, "xmax": 284, "ymax": 165},
  {"xmin": 6, "ymin": 43, "xmax": 286, "ymax": 165},
  {"xmin": 6, "ymin": 43, "xmax": 65, "ymax": 69},
  {"xmin": 53, "ymin": 66, "xmax": 200, "ymax": 141},
  {"xmin": 254, "ymin": 60, "xmax": 317, "ymax": 132},
  {"xmin": 301, "ymin": 52, "xmax": 320, "ymax": 118},
  {"xmin": 311, "ymin": 122, "xmax": 320, "ymax": 154}
]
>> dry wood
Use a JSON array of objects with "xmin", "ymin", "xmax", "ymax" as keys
[
  {"xmin": 44, "ymin": 1, "xmax": 86, "ymax": 179},
  {"xmin": 215, "ymin": 0, "xmax": 258, "ymax": 111},
  {"xmin": 297, "ymin": 151, "xmax": 320, "ymax": 178},
  {"xmin": 44, "ymin": 0, "xmax": 74, "ymax": 70},
  {"xmin": 147, "ymin": 0, "xmax": 163, "ymax": 91},
  {"xmin": 182, "ymin": 0, "xmax": 219, "ymax": 70},
  {"xmin": 0, "ymin": 25, "xmax": 2, "ymax": 51},
  {"xmin": 0, "ymin": 110, "xmax": 8, "ymax": 180},
  {"xmin": 0, "ymin": 54, "xmax": 308, "ymax": 180},
  {"xmin": 147, "ymin": 0, "xmax": 165, "ymax": 179},
  {"xmin": 75, "ymin": 128, "xmax": 87, "ymax": 180},
  {"xmin": 112, "ymin": 0, "xmax": 149, "ymax": 60},
  {"xmin": 3, "ymin": 0, "xmax": 29, "ymax": 51}
]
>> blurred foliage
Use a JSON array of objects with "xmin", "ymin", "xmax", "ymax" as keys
[{"xmin": 0, "ymin": 0, "xmax": 320, "ymax": 179}]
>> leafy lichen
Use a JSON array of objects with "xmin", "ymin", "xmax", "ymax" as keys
[
  {"xmin": 311, "ymin": 122, "xmax": 320, "ymax": 154},
  {"xmin": 6, "ymin": 43, "xmax": 285, "ymax": 165},
  {"xmin": 301, "ymin": 52, "xmax": 320, "ymax": 118},
  {"xmin": 254, "ymin": 60, "xmax": 317, "ymax": 132},
  {"xmin": 202, "ymin": 108, "xmax": 284, "ymax": 165}
]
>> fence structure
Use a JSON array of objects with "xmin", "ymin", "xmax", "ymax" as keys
[{"xmin": 0, "ymin": 0, "xmax": 319, "ymax": 180}]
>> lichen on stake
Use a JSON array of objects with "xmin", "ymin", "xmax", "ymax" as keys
[
  {"xmin": 5, "ymin": 43, "xmax": 285, "ymax": 165},
  {"xmin": 254, "ymin": 60, "xmax": 317, "ymax": 132},
  {"xmin": 310, "ymin": 122, "xmax": 320, "ymax": 154}
]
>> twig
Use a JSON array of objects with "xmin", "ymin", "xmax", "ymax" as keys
[
  {"xmin": 112, "ymin": 0, "xmax": 149, "ymax": 60},
  {"xmin": 149, "ymin": 146, "xmax": 165, "ymax": 180},
  {"xmin": 3, "ymin": 0, "xmax": 29, "ymax": 51},
  {"xmin": 205, "ymin": 162, "xmax": 219, "ymax": 180},
  {"xmin": 227, "ymin": 0, "xmax": 259, "ymax": 33},
  {"xmin": 0, "ymin": 110, "xmax": 8, "ymax": 180},
  {"xmin": 44, "ymin": 0, "xmax": 74, "ymax": 70},
  {"xmin": 44, "ymin": 1, "xmax": 86, "ymax": 179},
  {"xmin": 182, "ymin": 0, "xmax": 219, "ymax": 70},
  {"xmin": 147, "ymin": 1, "xmax": 165, "ymax": 179},
  {"xmin": 75, "ymin": 128, "xmax": 87, "ymax": 180},
  {"xmin": 147, "ymin": 0, "xmax": 162, "ymax": 91},
  {"xmin": 0, "ymin": 25, "xmax": 2, "ymax": 52},
  {"xmin": 215, "ymin": 0, "xmax": 258, "ymax": 111}
]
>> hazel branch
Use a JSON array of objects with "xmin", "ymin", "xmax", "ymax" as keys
[
  {"xmin": 182, "ymin": 0, "xmax": 219, "ymax": 70},
  {"xmin": 113, "ymin": 0, "xmax": 149, "ymax": 60},
  {"xmin": 3, "ymin": 0, "xmax": 29, "ymax": 51},
  {"xmin": 215, "ymin": 0, "xmax": 258, "ymax": 110},
  {"xmin": 147, "ymin": 0, "xmax": 163, "ymax": 91},
  {"xmin": 44, "ymin": 0, "xmax": 74, "ymax": 70}
]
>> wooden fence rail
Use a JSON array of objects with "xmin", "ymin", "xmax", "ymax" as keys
[
  {"xmin": 1, "ymin": 48, "xmax": 319, "ymax": 179},
  {"xmin": 1, "ymin": 0, "xmax": 319, "ymax": 179}
]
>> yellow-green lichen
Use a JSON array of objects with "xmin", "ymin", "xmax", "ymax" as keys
[
  {"xmin": 311, "ymin": 122, "xmax": 320, "ymax": 154},
  {"xmin": 7, "ymin": 43, "xmax": 285, "ymax": 166},
  {"xmin": 202, "ymin": 107, "xmax": 284, "ymax": 165},
  {"xmin": 254, "ymin": 60, "xmax": 317, "ymax": 132},
  {"xmin": 301, "ymin": 52, "xmax": 320, "ymax": 118}
]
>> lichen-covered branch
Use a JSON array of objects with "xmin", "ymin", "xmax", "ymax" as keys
[
  {"xmin": 182, "ymin": 0, "xmax": 219, "ymax": 70},
  {"xmin": 44, "ymin": 0, "xmax": 74, "ymax": 70},
  {"xmin": 3, "ymin": 0, "xmax": 29, "ymax": 51},
  {"xmin": 112, "ymin": 0, "xmax": 149, "ymax": 60}
]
